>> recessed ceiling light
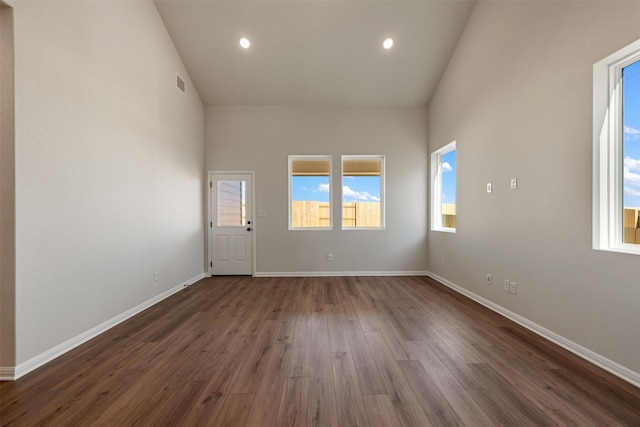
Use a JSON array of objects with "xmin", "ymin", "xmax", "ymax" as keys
[
  {"xmin": 239, "ymin": 37, "xmax": 251, "ymax": 49},
  {"xmin": 383, "ymin": 38, "xmax": 394, "ymax": 50}
]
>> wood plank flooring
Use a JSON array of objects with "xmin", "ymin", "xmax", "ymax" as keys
[{"xmin": 2, "ymin": 275, "xmax": 640, "ymax": 426}]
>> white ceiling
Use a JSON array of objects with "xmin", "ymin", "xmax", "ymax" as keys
[{"xmin": 154, "ymin": 0, "xmax": 476, "ymax": 107}]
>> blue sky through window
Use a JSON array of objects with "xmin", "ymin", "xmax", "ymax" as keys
[
  {"xmin": 291, "ymin": 176, "xmax": 330, "ymax": 202},
  {"xmin": 442, "ymin": 149, "xmax": 456, "ymax": 204},
  {"xmin": 343, "ymin": 176, "xmax": 380, "ymax": 202},
  {"xmin": 624, "ymin": 59, "xmax": 640, "ymax": 208},
  {"xmin": 292, "ymin": 176, "xmax": 381, "ymax": 202}
]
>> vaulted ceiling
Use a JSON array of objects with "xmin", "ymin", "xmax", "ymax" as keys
[{"xmin": 154, "ymin": 0, "xmax": 476, "ymax": 107}]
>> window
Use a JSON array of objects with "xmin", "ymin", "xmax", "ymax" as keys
[
  {"xmin": 289, "ymin": 155, "xmax": 332, "ymax": 229},
  {"xmin": 593, "ymin": 38, "xmax": 640, "ymax": 254},
  {"xmin": 341, "ymin": 155, "xmax": 385, "ymax": 229},
  {"xmin": 217, "ymin": 180, "xmax": 246, "ymax": 226},
  {"xmin": 431, "ymin": 141, "xmax": 456, "ymax": 232}
]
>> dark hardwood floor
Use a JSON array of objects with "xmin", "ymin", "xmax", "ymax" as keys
[{"xmin": 1, "ymin": 275, "xmax": 639, "ymax": 426}]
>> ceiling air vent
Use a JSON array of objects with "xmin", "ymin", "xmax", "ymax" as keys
[{"xmin": 176, "ymin": 74, "xmax": 186, "ymax": 94}]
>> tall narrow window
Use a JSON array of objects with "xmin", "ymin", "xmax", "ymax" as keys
[
  {"xmin": 431, "ymin": 141, "xmax": 456, "ymax": 232},
  {"xmin": 594, "ymin": 38, "xmax": 640, "ymax": 254},
  {"xmin": 289, "ymin": 155, "xmax": 332, "ymax": 229},
  {"xmin": 341, "ymin": 156, "xmax": 385, "ymax": 229},
  {"xmin": 623, "ymin": 60, "xmax": 640, "ymax": 244}
]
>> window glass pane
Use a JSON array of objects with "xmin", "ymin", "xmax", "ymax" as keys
[
  {"xmin": 290, "ymin": 158, "xmax": 331, "ymax": 228},
  {"xmin": 623, "ymin": 60, "xmax": 640, "ymax": 244},
  {"xmin": 441, "ymin": 149, "xmax": 456, "ymax": 229},
  {"xmin": 342, "ymin": 158, "xmax": 382, "ymax": 228},
  {"xmin": 218, "ymin": 180, "xmax": 245, "ymax": 226}
]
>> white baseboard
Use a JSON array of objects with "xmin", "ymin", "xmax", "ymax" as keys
[
  {"xmin": 0, "ymin": 366, "xmax": 15, "ymax": 381},
  {"xmin": 4, "ymin": 273, "xmax": 205, "ymax": 381},
  {"xmin": 427, "ymin": 272, "xmax": 640, "ymax": 389},
  {"xmin": 254, "ymin": 270, "xmax": 429, "ymax": 277}
]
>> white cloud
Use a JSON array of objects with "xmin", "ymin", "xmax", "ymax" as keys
[
  {"xmin": 343, "ymin": 185, "xmax": 380, "ymax": 202},
  {"xmin": 625, "ymin": 186, "xmax": 640, "ymax": 197},
  {"xmin": 624, "ymin": 157, "xmax": 640, "ymax": 197},
  {"xmin": 625, "ymin": 126, "xmax": 640, "ymax": 135},
  {"xmin": 625, "ymin": 126, "xmax": 640, "ymax": 141},
  {"xmin": 624, "ymin": 157, "xmax": 640, "ymax": 175},
  {"xmin": 625, "ymin": 156, "xmax": 640, "ymax": 168},
  {"xmin": 442, "ymin": 162, "xmax": 453, "ymax": 172},
  {"xmin": 317, "ymin": 183, "xmax": 330, "ymax": 193}
]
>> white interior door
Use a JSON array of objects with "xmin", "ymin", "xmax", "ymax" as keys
[{"xmin": 210, "ymin": 172, "xmax": 253, "ymax": 275}]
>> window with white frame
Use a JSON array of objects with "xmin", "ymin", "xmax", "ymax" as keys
[
  {"xmin": 341, "ymin": 155, "xmax": 385, "ymax": 229},
  {"xmin": 593, "ymin": 38, "xmax": 640, "ymax": 254},
  {"xmin": 288, "ymin": 155, "xmax": 332, "ymax": 230},
  {"xmin": 431, "ymin": 141, "xmax": 456, "ymax": 232}
]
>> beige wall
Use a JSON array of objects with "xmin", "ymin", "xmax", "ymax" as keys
[
  {"xmin": 205, "ymin": 106, "xmax": 429, "ymax": 275},
  {"xmin": 428, "ymin": 1, "xmax": 640, "ymax": 376},
  {"xmin": 0, "ymin": 1, "xmax": 15, "ymax": 371},
  {"xmin": 10, "ymin": 1, "xmax": 205, "ymax": 368}
]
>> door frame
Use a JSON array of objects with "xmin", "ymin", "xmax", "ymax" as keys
[{"xmin": 207, "ymin": 170, "xmax": 256, "ymax": 276}]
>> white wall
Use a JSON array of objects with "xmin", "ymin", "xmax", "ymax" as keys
[
  {"xmin": 205, "ymin": 106, "xmax": 428, "ymax": 275},
  {"xmin": 11, "ymin": 1, "xmax": 205, "ymax": 368},
  {"xmin": 428, "ymin": 1, "xmax": 640, "ymax": 377},
  {"xmin": 0, "ymin": 1, "xmax": 16, "ymax": 371}
]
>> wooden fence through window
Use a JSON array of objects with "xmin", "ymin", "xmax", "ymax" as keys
[
  {"xmin": 291, "ymin": 201, "xmax": 381, "ymax": 228},
  {"xmin": 624, "ymin": 208, "xmax": 640, "ymax": 243}
]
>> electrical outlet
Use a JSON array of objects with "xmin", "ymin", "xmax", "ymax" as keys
[
  {"xmin": 503, "ymin": 280, "xmax": 510, "ymax": 292},
  {"xmin": 510, "ymin": 281, "xmax": 517, "ymax": 295},
  {"xmin": 486, "ymin": 273, "xmax": 492, "ymax": 284},
  {"xmin": 154, "ymin": 271, "xmax": 159, "ymax": 282},
  {"xmin": 510, "ymin": 178, "xmax": 518, "ymax": 190},
  {"xmin": 327, "ymin": 253, "xmax": 333, "ymax": 261}
]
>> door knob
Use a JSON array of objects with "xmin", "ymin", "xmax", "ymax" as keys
[{"xmin": 247, "ymin": 227, "xmax": 252, "ymax": 231}]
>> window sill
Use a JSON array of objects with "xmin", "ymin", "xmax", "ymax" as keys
[
  {"xmin": 594, "ymin": 245, "xmax": 640, "ymax": 256},
  {"xmin": 288, "ymin": 227, "xmax": 333, "ymax": 231},
  {"xmin": 342, "ymin": 227, "xmax": 385, "ymax": 231},
  {"xmin": 432, "ymin": 227, "xmax": 456, "ymax": 234}
]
